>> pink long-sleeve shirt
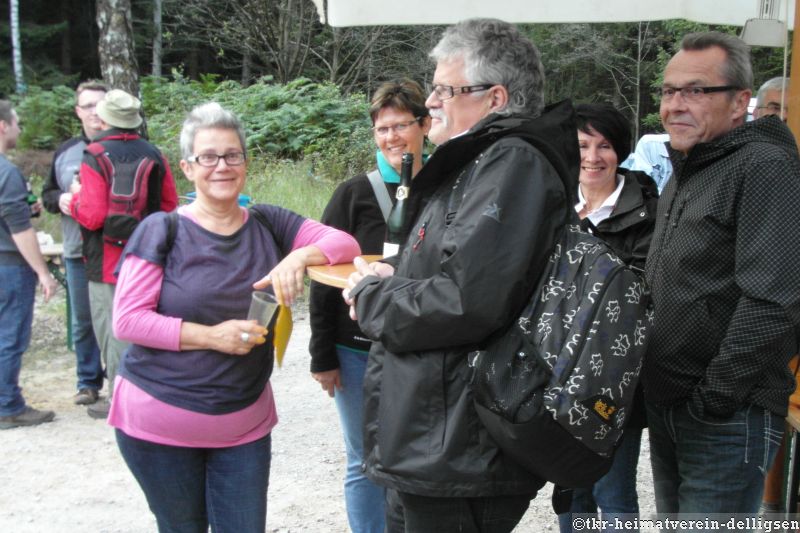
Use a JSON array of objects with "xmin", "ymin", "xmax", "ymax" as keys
[{"xmin": 108, "ymin": 206, "xmax": 360, "ymax": 447}]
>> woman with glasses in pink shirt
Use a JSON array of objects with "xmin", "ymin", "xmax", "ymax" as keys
[{"xmin": 109, "ymin": 102, "xmax": 360, "ymax": 533}]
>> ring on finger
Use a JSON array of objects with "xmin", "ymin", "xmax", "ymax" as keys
[{"xmin": 240, "ymin": 332, "xmax": 250, "ymax": 343}]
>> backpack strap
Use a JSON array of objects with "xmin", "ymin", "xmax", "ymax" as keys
[
  {"xmin": 164, "ymin": 208, "xmax": 273, "ymax": 256},
  {"xmin": 366, "ymin": 169, "xmax": 392, "ymax": 222},
  {"xmin": 85, "ymin": 142, "xmax": 113, "ymax": 179},
  {"xmin": 249, "ymin": 207, "xmax": 274, "ymax": 235},
  {"xmin": 141, "ymin": 154, "xmax": 163, "ymax": 216},
  {"xmin": 165, "ymin": 210, "xmax": 179, "ymax": 252}
]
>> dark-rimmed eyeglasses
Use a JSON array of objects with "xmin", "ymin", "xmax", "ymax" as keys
[
  {"xmin": 428, "ymin": 84, "xmax": 494, "ymax": 101},
  {"xmin": 187, "ymin": 152, "xmax": 247, "ymax": 167},
  {"xmin": 660, "ymin": 86, "xmax": 740, "ymax": 102},
  {"xmin": 372, "ymin": 118, "xmax": 421, "ymax": 137}
]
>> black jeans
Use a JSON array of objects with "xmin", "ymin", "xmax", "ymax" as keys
[{"xmin": 385, "ymin": 488, "xmax": 533, "ymax": 533}]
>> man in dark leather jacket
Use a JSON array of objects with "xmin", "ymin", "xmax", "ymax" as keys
[{"xmin": 344, "ymin": 18, "xmax": 579, "ymax": 532}]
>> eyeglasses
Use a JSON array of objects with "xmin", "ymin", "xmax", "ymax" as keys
[
  {"xmin": 372, "ymin": 118, "xmax": 421, "ymax": 137},
  {"xmin": 78, "ymin": 103, "xmax": 98, "ymax": 111},
  {"xmin": 187, "ymin": 152, "xmax": 247, "ymax": 167},
  {"xmin": 428, "ymin": 84, "xmax": 494, "ymax": 101},
  {"xmin": 756, "ymin": 103, "xmax": 787, "ymax": 114},
  {"xmin": 660, "ymin": 86, "xmax": 740, "ymax": 102}
]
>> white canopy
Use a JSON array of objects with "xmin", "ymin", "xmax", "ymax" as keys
[
  {"xmin": 318, "ymin": 0, "xmax": 794, "ymax": 29},
  {"xmin": 316, "ymin": 0, "xmax": 800, "ymax": 144}
]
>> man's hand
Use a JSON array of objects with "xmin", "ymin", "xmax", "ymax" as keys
[
  {"xmin": 38, "ymin": 272, "xmax": 57, "ymax": 303},
  {"xmin": 29, "ymin": 199, "xmax": 43, "ymax": 217},
  {"xmin": 342, "ymin": 257, "xmax": 394, "ymax": 321},
  {"xmin": 58, "ymin": 192, "xmax": 73, "ymax": 216}
]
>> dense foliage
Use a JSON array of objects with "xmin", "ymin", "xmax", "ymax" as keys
[
  {"xmin": 1, "ymin": 2, "xmax": 789, "ymax": 153},
  {"xmin": 16, "ymin": 75, "xmax": 376, "ymax": 185},
  {"xmin": 14, "ymin": 85, "xmax": 78, "ymax": 149},
  {"xmin": 7, "ymin": 10, "xmax": 791, "ymax": 242}
]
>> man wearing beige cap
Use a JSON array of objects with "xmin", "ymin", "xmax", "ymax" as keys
[{"xmin": 70, "ymin": 89, "xmax": 178, "ymax": 419}]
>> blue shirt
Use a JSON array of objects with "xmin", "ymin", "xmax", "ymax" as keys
[
  {"xmin": 0, "ymin": 154, "xmax": 32, "ymax": 264},
  {"xmin": 621, "ymin": 134, "xmax": 672, "ymax": 193}
]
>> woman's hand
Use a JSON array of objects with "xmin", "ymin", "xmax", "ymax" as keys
[
  {"xmin": 254, "ymin": 247, "xmax": 324, "ymax": 305},
  {"xmin": 181, "ymin": 319, "xmax": 267, "ymax": 356},
  {"xmin": 311, "ymin": 369, "xmax": 342, "ymax": 398}
]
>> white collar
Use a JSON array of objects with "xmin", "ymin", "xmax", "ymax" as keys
[{"xmin": 575, "ymin": 174, "xmax": 625, "ymax": 226}]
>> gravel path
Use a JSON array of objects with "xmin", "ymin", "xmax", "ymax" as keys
[{"xmin": 0, "ymin": 292, "xmax": 655, "ymax": 532}]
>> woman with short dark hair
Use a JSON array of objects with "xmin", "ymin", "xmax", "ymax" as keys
[
  {"xmin": 309, "ymin": 79, "xmax": 430, "ymax": 533},
  {"xmin": 573, "ymin": 103, "xmax": 658, "ymax": 271},
  {"xmin": 559, "ymin": 103, "xmax": 659, "ymax": 533}
]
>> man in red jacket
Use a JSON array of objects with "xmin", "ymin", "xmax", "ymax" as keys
[{"xmin": 70, "ymin": 89, "xmax": 178, "ymax": 419}]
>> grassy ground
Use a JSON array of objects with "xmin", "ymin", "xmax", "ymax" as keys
[{"xmin": 244, "ymin": 157, "xmax": 339, "ymax": 220}]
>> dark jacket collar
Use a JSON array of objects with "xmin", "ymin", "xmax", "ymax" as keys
[
  {"xmin": 669, "ymin": 115, "xmax": 798, "ymax": 181},
  {"xmin": 614, "ymin": 169, "xmax": 658, "ymax": 213},
  {"xmin": 413, "ymin": 100, "xmax": 580, "ymax": 201}
]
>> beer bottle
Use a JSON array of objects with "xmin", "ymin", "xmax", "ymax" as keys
[{"xmin": 26, "ymin": 181, "xmax": 40, "ymax": 218}]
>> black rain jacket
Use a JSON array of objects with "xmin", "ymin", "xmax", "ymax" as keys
[
  {"xmin": 644, "ymin": 116, "xmax": 800, "ymax": 418},
  {"xmin": 350, "ymin": 101, "xmax": 579, "ymax": 497}
]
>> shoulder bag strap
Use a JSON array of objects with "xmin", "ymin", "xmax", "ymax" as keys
[
  {"xmin": 366, "ymin": 169, "xmax": 392, "ymax": 222},
  {"xmin": 165, "ymin": 210, "xmax": 179, "ymax": 252},
  {"xmin": 166, "ymin": 207, "xmax": 272, "ymax": 255},
  {"xmin": 249, "ymin": 207, "xmax": 274, "ymax": 235}
]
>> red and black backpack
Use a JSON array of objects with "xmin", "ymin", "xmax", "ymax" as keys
[{"xmin": 85, "ymin": 141, "xmax": 163, "ymax": 247}]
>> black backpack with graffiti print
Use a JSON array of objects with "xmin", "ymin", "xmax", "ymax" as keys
[{"xmin": 469, "ymin": 223, "xmax": 653, "ymax": 488}]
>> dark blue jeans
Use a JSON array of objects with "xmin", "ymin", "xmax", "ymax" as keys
[
  {"xmin": 647, "ymin": 402, "xmax": 782, "ymax": 521},
  {"xmin": 0, "ymin": 264, "xmax": 36, "ymax": 416},
  {"xmin": 116, "ymin": 430, "xmax": 271, "ymax": 533},
  {"xmin": 65, "ymin": 258, "xmax": 102, "ymax": 391},
  {"xmin": 558, "ymin": 428, "xmax": 643, "ymax": 533},
  {"xmin": 385, "ymin": 489, "xmax": 533, "ymax": 533}
]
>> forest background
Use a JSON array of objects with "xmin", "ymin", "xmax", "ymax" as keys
[{"xmin": 0, "ymin": 0, "xmax": 791, "ymax": 231}]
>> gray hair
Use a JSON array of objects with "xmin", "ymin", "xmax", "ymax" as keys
[
  {"xmin": 179, "ymin": 102, "xmax": 246, "ymax": 160},
  {"xmin": 756, "ymin": 76, "xmax": 789, "ymax": 106},
  {"xmin": 430, "ymin": 18, "xmax": 545, "ymax": 117},
  {"xmin": 680, "ymin": 32, "xmax": 753, "ymax": 91},
  {"xmin": 0, "ymin": 100, "xmax": 14, "ymax": 124}
]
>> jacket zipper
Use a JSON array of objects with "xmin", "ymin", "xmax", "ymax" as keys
[{"xmin": 412, "ymin": 221, "xmax": 428, "ymax": 250}]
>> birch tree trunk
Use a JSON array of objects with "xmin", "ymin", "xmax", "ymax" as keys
[
  {"xmin": 152, "ymin": 0, "xmax": 162, "ymax": 78},
  {"xmin": 10, "ymin": 0, "xmax": 25, "ymax": 94},
  {"xmin": 96, "ymin": 0, "xmax": 139, "ymax": 95}
]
